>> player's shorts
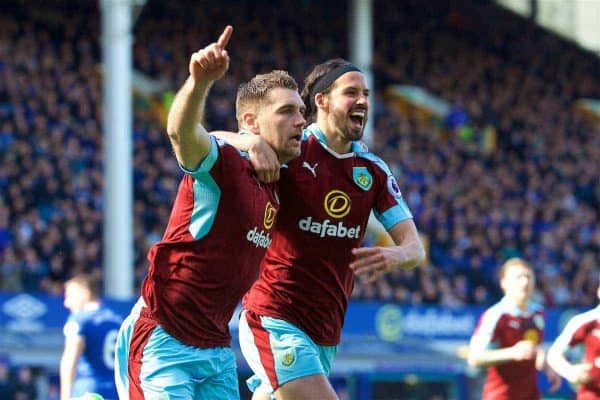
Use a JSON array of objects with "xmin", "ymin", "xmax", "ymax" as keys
[
  {"xmin": 238, "ymin": 309, "xmax": 337, "ymax": 395},
  {"xmin": 115, "ymin": 298, "xmax": 239, "ymax": 400}
]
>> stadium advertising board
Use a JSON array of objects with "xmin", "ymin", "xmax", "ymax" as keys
[{"xmin": 0, "ymin": 293, "xmax": 583, "ymax": 367}]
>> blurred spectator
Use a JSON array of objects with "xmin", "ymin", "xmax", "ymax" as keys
[
  {"xmin": 1, "ymin": 248, "xmax": 23, "ymax": 292},
  {"xmin": 13, "ymin": 366, "xmax": 37, "ymax": 400},
  {"xmin": 0, "ymin": 359, "xmax": 15, "ymax": 399}
]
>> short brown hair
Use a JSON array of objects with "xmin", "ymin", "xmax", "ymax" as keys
[
  {"xmin": 301, "ymin": 58, "xmax": 355, "ymax": 123},
  {"xmin": 498, "ymin": 257, "xmax": 533, "ymax": 280},
  {"xmin": 235, "ymin": 70, "xmax": 298, "ymax": 125},
  {"xmin": 66, "ymin": 273, "xmax": 101, "ymax": 299}
]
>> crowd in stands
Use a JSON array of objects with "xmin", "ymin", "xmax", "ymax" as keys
[
  {"xmin": 0, "ymin": 358, "xmax": 46, "ymax": 399},
  {"xmin": 1, "ymin": 0, "xmax": 598, "ymax": 316},
  {"xmin": 363, "ymin": 0, "xmax": 599, "ymax": 307}
]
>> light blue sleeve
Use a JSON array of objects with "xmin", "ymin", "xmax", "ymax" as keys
[
  {"xmin": 178, "ymin": 135, "xmax": 223, "ymax": 240},
  {"xmin": 357, "ymin": 152, "xmax": 413, "ymax": 230},
  {"xmin": 374, "ymin": 203, "xmax": 412, "ymax": 231},
  {"xmin": 178, "ymin": 135, "xmax": 220, "ymax": 179}
]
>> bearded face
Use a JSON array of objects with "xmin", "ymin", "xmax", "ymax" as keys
[{"xmin": 325, "ymin": 72, "xmax": 369, "ymax": 143}]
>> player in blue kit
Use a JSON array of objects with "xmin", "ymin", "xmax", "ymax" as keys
[
  {"xmin": 60, "ymin": 273, "xmax": 122, "ymax": 400},
  {"xmin": 114, "ymin": 26, "xmax": 305, "ymax": 399}
]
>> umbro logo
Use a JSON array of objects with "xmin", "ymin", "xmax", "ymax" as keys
[
  {"xmin": 302, "ymin": 161, "xmax": 318, "ymax": 178},
  {"xmin": 3, "ymin": 294, "xmax": 47, "ymax": 320}
]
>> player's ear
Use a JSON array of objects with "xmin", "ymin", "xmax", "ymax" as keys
[
  {"xmin": 314, "ymin": 92, "xmax": 328, "ymax": 111},
  {"xmin": 241, "ymin": 111, "xmax": 260, "ymax": 135},
  {"xmin": 499, "ymin": 278, "xmax": 508, "ymax": 293}
]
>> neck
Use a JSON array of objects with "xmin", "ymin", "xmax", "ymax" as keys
[
  {"xmin": 507, "ymin": 295, "xmax": 528, "ymax": 311},
  {"xmin": 315, "ymin": 119, "xmax": 352, "ymax": 154},
  {"xmin": 83, "ymin": 301, "xmax": 101, "ymax": 312}
]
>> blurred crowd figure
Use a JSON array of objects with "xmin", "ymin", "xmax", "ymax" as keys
[
  {"xmin": 0, "ymin": 0, "xmax": 598, "ymax": 314},
  {"xmin": 0, "ymin": 359, "xmax": 41, "ymax": 400}
]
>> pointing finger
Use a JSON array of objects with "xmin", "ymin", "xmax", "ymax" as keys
[{"xmin": 217, "ymin": 25, "xmax": 233, "ymax": 49}]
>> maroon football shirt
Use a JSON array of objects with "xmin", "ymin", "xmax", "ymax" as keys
[
  {"xmin": 243, "ymin": 126, "xmax": 413, "ymax": 346},
  {"xmin": 141, "ymin": 137, "xmax": 279, "ymax": 348},
  {"xmin": 470, "ymin": 297, "xmax": 545, "ymax": 400}
]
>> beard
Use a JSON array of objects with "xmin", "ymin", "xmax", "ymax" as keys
[{"xmin": 330, "ymin": 107, "xmax": 366, "ymax": 142}]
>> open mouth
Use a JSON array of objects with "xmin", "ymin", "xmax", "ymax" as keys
[
  {"xmin": 290, "ymin": 134, "xmax": 302, "ymax": 145},
  {"xmin": 349, "ymin": 110, "xmax": 366, "ymax": 128}
]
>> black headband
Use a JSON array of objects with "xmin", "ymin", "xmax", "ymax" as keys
[{"xmin": 309, "ymin": 64, "xmax": 362, "ymax": 106}]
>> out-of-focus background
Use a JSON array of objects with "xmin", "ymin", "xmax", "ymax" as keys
[{"xmin": 0, "ymin": 0, "xmax": 598, "ymax": 398}]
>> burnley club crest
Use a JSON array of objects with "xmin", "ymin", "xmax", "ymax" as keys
[{"xmin": 353, "ymin": 167, "xmax": 373, "ymax": 191}]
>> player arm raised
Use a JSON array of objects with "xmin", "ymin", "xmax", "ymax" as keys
[
  {"xmin": 349, "ymin": 219, "xmax": 426, "ymax": 284},
  {"xmin": 167, "ymin": 26, "xmax": 232, "ymax": 170}
]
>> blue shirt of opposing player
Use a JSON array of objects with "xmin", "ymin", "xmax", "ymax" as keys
[{"xmin": 60, "ymin": 274, "xmax": 122, "ymax": 400}]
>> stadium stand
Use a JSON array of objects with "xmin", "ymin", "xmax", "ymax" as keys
[
  {"xmin": 0, "ymin": 0, "xmax": 598, "ymax": 398},
  {"xmin": 2, "ymin": 0, "xmax": 596, "ymax": 306}
]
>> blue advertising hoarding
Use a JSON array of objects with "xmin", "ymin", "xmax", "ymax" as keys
[{"xmin": 0, "ymin": 292, "xmax": 584, "ymax": 368}]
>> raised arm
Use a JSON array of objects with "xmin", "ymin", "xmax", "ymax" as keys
[
  {"xmin": 349, "ymin": 219, "xmax": 426, "ymax": 284},
  {"xmin": 167, "ymin": 26, "xmax": 232, "ymax": 170}
]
